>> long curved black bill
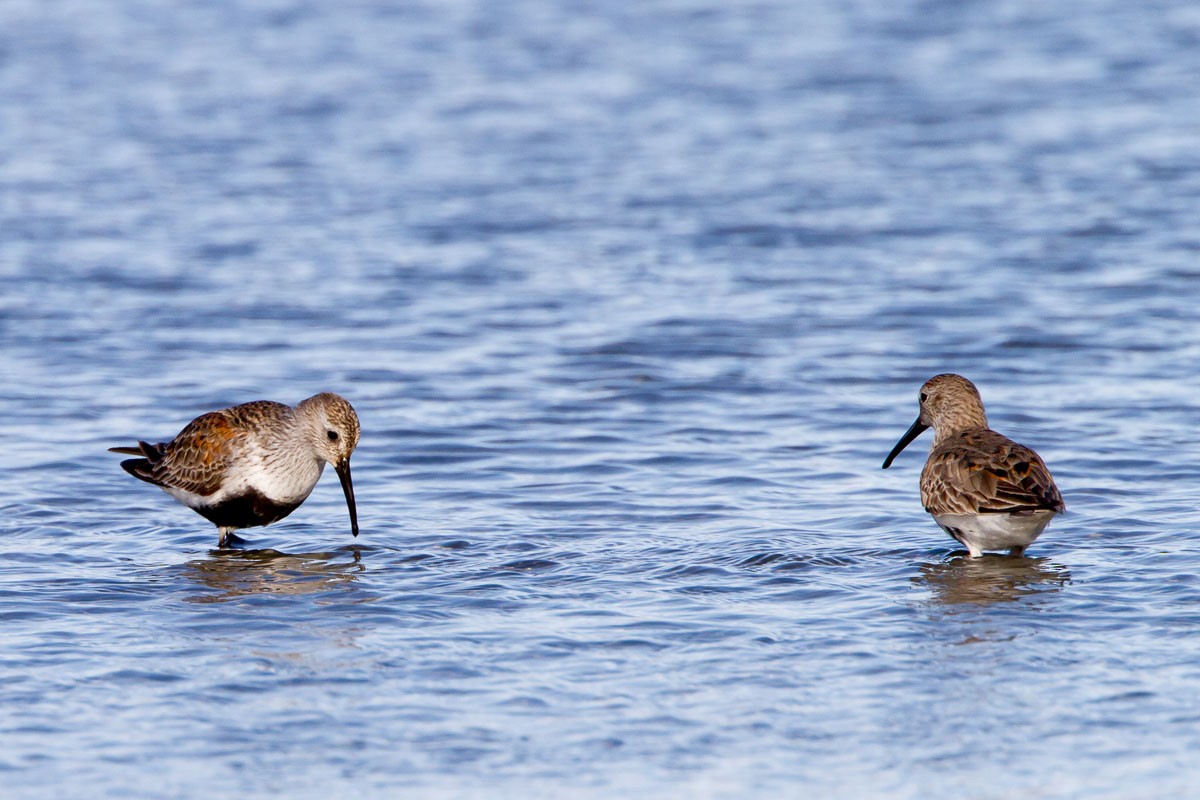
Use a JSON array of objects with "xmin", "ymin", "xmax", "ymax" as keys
[
  {"xmin": 335, "ymin": 459, "xmax": 359, "ymax": 537},
  {"xmin": 882, "ymin": 418, "xmax": 929, "ymax": 469}
]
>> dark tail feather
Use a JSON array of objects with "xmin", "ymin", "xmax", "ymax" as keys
[
  {"xmin": 109, "ymin": 441, "xmax": 165, "ymax": 459},
  {"xmin": 111, "ymin": 441, "xmax": 167, "ymax": 486},
  {"xmin": 118, "ymin": 457, "xmax": 163, "ymax": 486},
  {"xmin": 979, "ymin": 503, "xmax": 1064, "ymax": 515}
]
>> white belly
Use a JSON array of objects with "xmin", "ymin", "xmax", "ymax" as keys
[
  {"xmin": 164, "ymin": 456, "xmax": 324, "ymax": 510},
  {"xmin": 931, "ymin": 510, "xmax": 1057, "ymax": 557}
]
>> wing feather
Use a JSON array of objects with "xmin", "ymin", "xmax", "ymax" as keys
[
  {"xmin": 150, "ymin": 411, "xmax": 245, "ymax": 496},
  {"xmin": 111, "ymin": 400, "xmax": 290, "ymax": 497},
  {"xmin": 920, "ymin": 430, "xmax": 1064, "ymax": 516}
]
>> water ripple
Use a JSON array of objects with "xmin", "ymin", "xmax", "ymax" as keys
[{"xmin": 3, "ymin": 0, "xmax": 1200, "ymax": 796}]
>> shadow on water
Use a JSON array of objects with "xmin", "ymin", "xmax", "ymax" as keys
[
  {"xmin": 913, "ymin": 552, "xmax": 1072, "ymax": 607},
  {"xmin": 181, "ymin": 545, "xmax": 369, "ymax": 603}
]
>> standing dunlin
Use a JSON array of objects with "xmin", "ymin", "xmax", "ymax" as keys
[
  {"xmin": 881, "ymin": 374, "xmax": 1063, "ymax": 557},
  {"xmin": 111, "ymin": 393, "xmax": 361, "ymax": 548}
]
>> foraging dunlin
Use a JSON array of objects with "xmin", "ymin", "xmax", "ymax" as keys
[
  {"xmin": 881, "ymin": 374, "xmax": 1063, "ymax": 557},
  {"xmin": 111, "ymin": 393, "xmax": 360, "ymax": 548}
]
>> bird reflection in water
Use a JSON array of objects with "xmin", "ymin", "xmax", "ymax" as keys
[
  {"xmin": 183, "ymin": 545, "xmax": 367, "ymax": 603},
  {"xmin": 914, "ymin": 552, "xmax": 1071, "ymax": 607}
]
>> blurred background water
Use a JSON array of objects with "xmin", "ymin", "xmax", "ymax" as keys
[{"xmin": 3, "ymin": 0, "xmax": 1200, "ymax": 797}]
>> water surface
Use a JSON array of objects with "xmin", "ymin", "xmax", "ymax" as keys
[{"xmin": 4, "ymin": 0, "xmax": 1200, "ymax": 797}]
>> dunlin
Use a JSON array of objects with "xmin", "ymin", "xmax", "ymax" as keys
[
  {"xmin": 881, "ymin": 374, "xmax": 1063, "ymax": 557},
  {"xmin": 110, "ymin": 393, "xmax": 361, "ymax": 548}
]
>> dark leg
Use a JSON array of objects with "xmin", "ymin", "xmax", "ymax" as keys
[
  {"xmin": 218, "ymin": 527, "xmax": 248, "ymax": 548},
  {"xmin": 1009, "ymin": 545, "xmax": 1027, "ymax": 557}
]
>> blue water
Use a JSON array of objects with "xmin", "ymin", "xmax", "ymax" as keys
[{"xmin": 4, "ymin": 0, "xmax": 1200, "ymax": 797}]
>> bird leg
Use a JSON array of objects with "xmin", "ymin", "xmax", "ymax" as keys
[{"xmin": 218, "ymin": 527, "xmax": 247, "ymax": 548}]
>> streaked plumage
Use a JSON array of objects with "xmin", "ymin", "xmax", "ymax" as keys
[
  {"xmin": 882, "ymin": 374, "xmax": 1063, "ymax": 557},
  {"xmin": 110, "ymin": 393, "xmax": 361, "ymax": 548}
]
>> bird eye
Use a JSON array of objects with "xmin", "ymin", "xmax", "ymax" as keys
[
  {"xmin": 327, "ymin": 430, "xmax": 339, "ymax": 441},
  {"xmin": 919, "ymin": 393, "xmax": 928, "ymax": 403}
]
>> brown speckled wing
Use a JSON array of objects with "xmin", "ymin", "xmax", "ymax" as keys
[
  {"xmin": 920, "ymin": 430, "xmax": 1064, "ymax": 516},
  {"xmin": 152, "ymin": 410, "xmax": 248, "ymax": 496}
]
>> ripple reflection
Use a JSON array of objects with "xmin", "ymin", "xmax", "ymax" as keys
[
  {"xmin": 913, "ymin": 554, "xmax": 1072, "ymax": 607},
  {"xmin": 181, "ymin": 546, "xmax": 368, "ymax": 603}
]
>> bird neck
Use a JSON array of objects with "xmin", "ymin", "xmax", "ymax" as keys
[{"xmin": 931, "ymin": 409, "xmax": 988, "ymax": 445}]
